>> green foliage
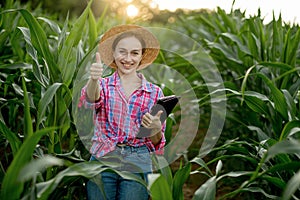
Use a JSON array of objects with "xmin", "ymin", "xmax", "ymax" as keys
[
  {"xmin": 0, "ymin": 0, "xmax": 104, "ymax": 198},
  {"xmin": 0, "ymin": 125, "xmax": 56, "ymax": 199},
  {"xmin": 150, "ymin": 158, "xmax": 191, "ymax": 200},
  {"xmin": 175, "ymin": 6, "xmax": 300, "ymax": 200}
]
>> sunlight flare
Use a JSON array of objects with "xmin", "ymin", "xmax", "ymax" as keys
[{"xmin": 126, "ymin": 4, "xmax": 139, "ymax": 17}]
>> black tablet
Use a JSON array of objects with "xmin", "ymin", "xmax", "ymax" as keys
[{"xmin": 136, "ymin": 95, "xmax": 180, "ymax": 138}]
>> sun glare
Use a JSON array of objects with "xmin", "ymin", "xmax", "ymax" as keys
[
  {"xmin": 126, "ymin": 4, "xmax": 139, "ymax": 17},
  {"xmin": 152, "ymin": 0, "xmax": 299, "ymax": 24}
]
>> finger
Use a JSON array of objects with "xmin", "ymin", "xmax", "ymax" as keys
[
  {"xmin": 142, "ymin": 113, "xmax": 153, "ymax": 123},
  {"xmin": 144, "ymin": 112, "xmax": 152, "ymax": 118},
  {"xmin": 142, "ymin": 118, "xmax": 152, "ymax": 127},
  {"xmin": 141, "ymin": 121, "xmax": 148, "ymax": 127},
  {"xmin": 142, "ymin": 114, "xmax": 152, "ymax": 124},
  {"xmin": 91, "ymin": 63, "xmax": 103, "ymax": 71},
  {"xmin": 90, "ymin": 63, "xmax": 103, "ymax": 80},
  {"xmin": 95, "ymin": 52, "xmax": 101, "ymax": 64}
]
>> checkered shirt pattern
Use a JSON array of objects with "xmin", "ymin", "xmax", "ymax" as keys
[{"xmin": 79, "ymin": 72, "xmax": 166, "ymax": 158}]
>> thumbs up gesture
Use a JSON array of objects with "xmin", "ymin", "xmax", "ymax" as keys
[
  {"xmin": 90, "ymin": 52, "xmax": 103, "ymax": 81},
  {"xmin": 141, "ymin": 110, "xmax": 163, "ymax": 136}
]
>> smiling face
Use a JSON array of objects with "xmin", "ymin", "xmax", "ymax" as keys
[{"xmin": 113, "ymin": 35, "xmax": 144, "ymax": 76}]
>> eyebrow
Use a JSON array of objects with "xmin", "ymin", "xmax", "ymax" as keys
[{"xmin": 118, "ymin": 48, "xmax": 142, "ymax": 51}]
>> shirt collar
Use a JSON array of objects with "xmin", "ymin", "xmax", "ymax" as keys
[{"xmin": 138, "ymin": 73, "xmax": 153, "ymax": 92}]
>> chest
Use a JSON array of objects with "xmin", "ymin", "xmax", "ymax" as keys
[
  {"xmin": 105, "ymin": 86, "xmax": 154, "ymax": 121},
  {"xmin": 122, "ymin": 82, "xmax": 142, "ymax": 100}
]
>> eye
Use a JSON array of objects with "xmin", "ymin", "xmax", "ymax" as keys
[
  {"xmin": 118, "ymin": 50, "xmax": 127, "ymax": 56},
  {"xmin": 132, "ymin": 51, "xmax": 141, "ymax": 56}
]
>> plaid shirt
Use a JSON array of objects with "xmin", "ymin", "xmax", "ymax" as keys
[{"xmin": 79, "ymin": 72, "xmax": 166, "ymax": 158}]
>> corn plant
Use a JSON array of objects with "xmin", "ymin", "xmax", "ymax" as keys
[
  {"xmin": 149, "ymin": 156, "xmax": 191, "ymax": 200},
  {"xmin": 0, "ymin": 0, "xmax": 112, "ymax": 199},
  {"xmin": 174, "ymin": 6, "xmax": 300, "ymax": 200}
]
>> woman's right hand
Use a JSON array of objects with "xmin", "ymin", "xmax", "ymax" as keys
[
  {"xmin": 90, "ymin": 52, "xmax": 103, "ymax": 81},
  {"xmin": 86, "ymin": 52, "xmax": 103, "ymax": 101}
]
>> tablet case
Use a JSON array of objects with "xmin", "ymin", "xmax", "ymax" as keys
[{"xmin": 136, "ymin": 95, "xmax": 180, "ymax": 138}]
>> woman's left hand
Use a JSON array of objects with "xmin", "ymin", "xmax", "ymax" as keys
[{"xmin": 141, "ymin": 110, "xmax": 163, "ymax": 136}]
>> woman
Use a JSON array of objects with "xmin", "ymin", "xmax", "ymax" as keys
[{"xmin": 79, "ymin": 24, "xmax": 166, "ymax": 200}]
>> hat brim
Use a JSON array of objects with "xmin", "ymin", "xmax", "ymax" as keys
[{"xmin": 98, "ymin": 24, "xmax": 160, "ymax": 70}]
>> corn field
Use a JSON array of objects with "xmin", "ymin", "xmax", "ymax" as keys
[{"xmin": 1, "ymin": 0, "xmax": 300, "ymax": 199}]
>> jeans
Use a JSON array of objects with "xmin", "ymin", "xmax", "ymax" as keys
[{"xmin": 86, "ymin": 145, "xmax": 152, "ymax": 200}]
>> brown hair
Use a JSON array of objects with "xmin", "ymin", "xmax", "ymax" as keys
[{"xmin": 112, "ymin": 31, "xmax": 146, "ymax": 54}]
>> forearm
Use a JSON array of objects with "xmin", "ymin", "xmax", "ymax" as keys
[
  {"xmin": 86, "ymin": 79, "xmax": 101, "ymax": 102},
  {"xmin": 149, "ymin": 130, "xmax": 162, "ymax": 145}
]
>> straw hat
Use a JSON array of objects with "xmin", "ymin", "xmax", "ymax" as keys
[{"xmin": 98, "ymin": 24, "xmax": 160, "ymax": 70}]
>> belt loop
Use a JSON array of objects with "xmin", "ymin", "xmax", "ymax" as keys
[{"xmin": 120, "ymin": 146, "xmax": 125, "ymax": 155}]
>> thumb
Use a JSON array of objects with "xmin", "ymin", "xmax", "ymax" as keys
[
  {"xmin": 95, "ymin": 52, "xmax": 101, "ymax": 64},
  {"xmin": 155, "ymin": 110, "xmax": 164, "ymax": 118}
]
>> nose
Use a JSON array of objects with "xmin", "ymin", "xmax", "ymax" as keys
[{"xmin": 123, "ymin": 53, "xmax": 132, "ymax": 61}]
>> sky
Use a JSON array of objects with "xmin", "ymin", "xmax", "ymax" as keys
[{"xmin": 152, "ymin": 0, "xmax": 300, "ymax": 24}]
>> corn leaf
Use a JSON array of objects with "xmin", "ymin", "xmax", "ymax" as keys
[
  {"xmin": 150, "ymin": 175, "xmax": 173, "ymax": 200},
  {"xmin": 286, "ymin": 28, "xmax": 300, "ymax": 65},
  {"xmin": 18, "ymin": 27, "xmax": 48, "ymax": 88},
  {"xmin": 260, "ymin": 175, "xmax": 286, "ymax": 189},
  {"xmin": 17, "ymin": 9, "xmax": 57, "ymax": 81},
  {"xmin": 37, "ymin": 162, "xmax": 146, "ymax": 200},
  {"xmin": 18, "ymin": 155, "xmax": 64, "ymax": 182},
  {"xmin": 37, "ymin": 17, "xmax": 61, "ymax": 35},
  {"xmin": 265, "ymin": 161, "xmax": 300, "ymax": 174},
  {"xmin": 281, "ymin": 29, "xmax": 290, "ymax": 63},
  {"xmin": 0, "ymin": 120, "xmax": 21, "ymax": 156},
  {"xmin": 58, "ymin": 1, "xmax": 92, "ymax": 86},
  {"xmin": 217, "ymin": 171, "xmax": 252, "ymax": 182},
  {"xmin": 244, "ymin": 93, "xmax": 270, "ymax": 116},
  {"xmin": 257, "ymin": 73, "xmax": 288, "ymax": 120},
  {"xmin": 271, "ymin": 14, "xmax": 283, "ymax": 61},
  {"xmin": 22, "ymin": 75, "xmax": 33, "ymax": 138},
  {"xmin": 247, "ymin": 32, "xmax": 260, "ymax": 59},
  {"xmin": 220, "ymin": 33, "xmax": 251, "ymax": 56},
  {"xmin": 279, "ymin": 120, "xmax": 300, "ymax": 141},
  {"xmin": 192, "ymin": 176, "xmax": 216, "ymax": 200},
  {"xmin": 217, "ymin": 7, "xmax": 236, "ymax": 33},
  {"xmin": 0, "ymin": 127, "xmax": 57, "ymax": 200},
  {"xmin": 152, "ymin": 156, "xmax": 173, "ymax": 187},
  {"xmin": 172, "ymin": 162, "xmax": 191, "ymax": 200},
  {"xmin": 282, "ymin": 90, "xmax": 297, "ymax": 120},
  {"xmin": 238, "ymin": 187, "xmax": 278, "ymax": 199},
  {"xmin": 37, "ymin": 83, "xmax": 71, "ymax": 127},
  {"xmin": 240, "ymin": 64, "xmax": 256, "ymax": 104},
  {"xmin": 282, "ymin": 169, "xmax": 300, "ymax": 200},
  {"xmin": 265, "ymin": 139, "xmax": 300, "ymax": 162},
  {"xmin": 88, "ymin": 9, "xmax": 97, "ymax": 49}
]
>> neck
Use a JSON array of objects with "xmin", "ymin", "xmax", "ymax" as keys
[{"xmin": 117, "ymin": 71, "xmax": 139, "ymax": 83}]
